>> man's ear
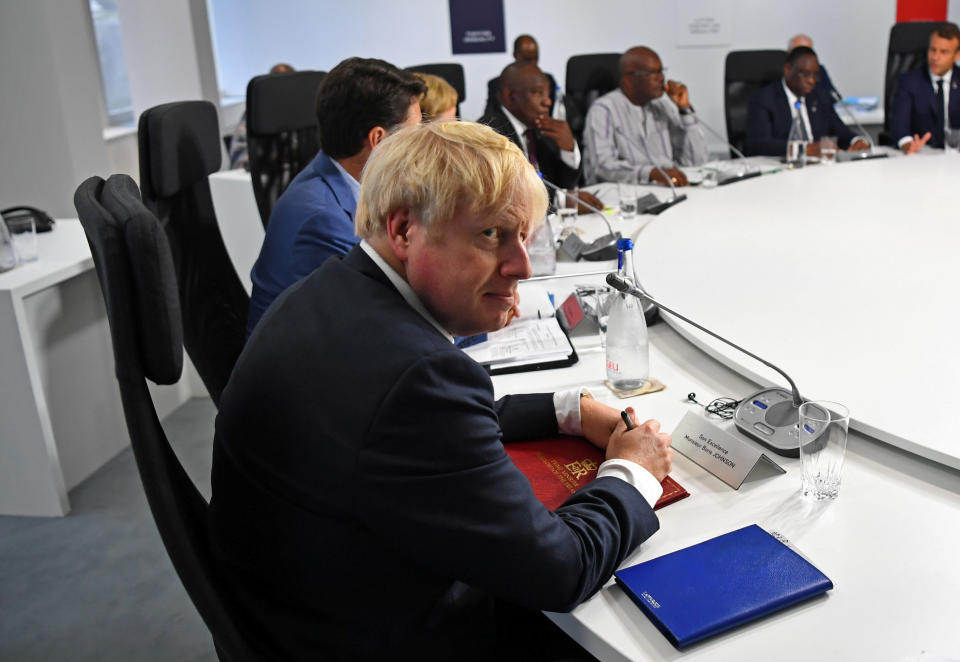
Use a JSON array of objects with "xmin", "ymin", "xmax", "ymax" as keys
[
  {"xmin": 385, "ymin": 207, "xmax": 414, "ymax": 261},
  {"xmin": 501, "ymin": 87, "xmax": 515, "ymax": 110},
  {"xmin": 367, "ymin": 126, "xmax": 388, "ymax": 150}
]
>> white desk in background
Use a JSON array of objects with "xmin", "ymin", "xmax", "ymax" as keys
[
  {"xmin": 208, "ymin": 168, "xmax": 263, "ymax": 295},
  {"xmin": 511, "ymin": 155, "xmax": 960, "ymax": 660},
  {"xmin": 0, "ymin": 221, "xmax": 199, "ymax": 516}
]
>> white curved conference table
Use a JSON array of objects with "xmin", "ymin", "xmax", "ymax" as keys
[
  {"xmin": 496, "ymin": 156, "xmax": 960, "ymax": 661},
  {"xmin": 635, "ymin": 151, "xmax": 960, "ymax": 470}
]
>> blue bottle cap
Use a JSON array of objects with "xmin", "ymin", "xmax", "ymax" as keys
[{"xmin": 617, "ymin": 237, "xmax": 634, "ymax": 250}]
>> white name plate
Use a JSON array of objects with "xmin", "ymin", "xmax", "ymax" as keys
[{"xmin": 671, "ymin": 411, "xmax": 785, "ymax": 489}]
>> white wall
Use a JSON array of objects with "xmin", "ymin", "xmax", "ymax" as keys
[
  {"xmin": 0, "ymin": 0, "xmax": 110, "ymax": 216},
  {"xmin": 0, "ymin": 0, "xmax": 225, "ymax": 216},
  {"xmin": 208, "ymin": 0, "xmax": 898, "ymax": 147}
]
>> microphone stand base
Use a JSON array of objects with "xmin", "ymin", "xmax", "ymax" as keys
[
  {"xmin": 580, "ymin": 232, "xmax": 622, "ymax": 261},
  {"xmin": 643, "ymin": 194, "xmax": 688, "ymax": 215},
  {"xmin": 719, "ymin": 170, "xmax": 762, "ymax": 185},
  {"xmin": 838, "ymin": 150, "xmax": 889, "ymax": 162},
  {"xmin": 733, "ymin": 387, "xmax": 804, "ymax": 457}
]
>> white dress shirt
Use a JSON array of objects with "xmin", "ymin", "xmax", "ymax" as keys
[{"xmin": 782, "ymin": 80, "xmax": 814, "ymax": 141}]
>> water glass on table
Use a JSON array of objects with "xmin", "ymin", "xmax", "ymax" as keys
[
  {"xmin": 617, "ymin": 182, "xmax": 638, "ymax": 219},
  {"xmin": 819, "ymin": 136, "xmax": 838, "ymax": 165},
  {"xmin": 945, "ymin": 128, "xmax": 960, "ymax": 154},
  {"xmin": 8, "ymin": 215, "xmax": 38, "ymax": 263},
  {"xmin": 798, "ymin": 401, "xmax": 849, "ymax": 500},
  {"xmin": 556, "ymin": 188, "xmax": 578, "ymax": 229}
]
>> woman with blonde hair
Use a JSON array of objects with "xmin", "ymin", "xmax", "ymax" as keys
[{"xmin": 412, "ymin": 72, "xmax": 458, "ymax": 120}]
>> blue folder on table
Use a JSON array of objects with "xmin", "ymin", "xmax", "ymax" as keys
[{"xmin": 614, "ymin": 524, "xmax": 832, "ymax": 649}]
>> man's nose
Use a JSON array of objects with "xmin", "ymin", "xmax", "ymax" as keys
[{"xmin": 502, "ymin": 236, "xmax": 533, "ymax": 280}]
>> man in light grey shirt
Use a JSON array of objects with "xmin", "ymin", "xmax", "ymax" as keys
[{"xmin": 584, "ymin": 46, "xmax": 707, "ymax": 186}]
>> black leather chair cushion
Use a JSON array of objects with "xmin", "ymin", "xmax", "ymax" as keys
[
  {"xmin": 564, "ymin": 53, "xmax": 621, "ymax": 144},
  {"xmin": 100, "ymin": 174, "xmax": 183, "ymax": 385},
  {"xmin": 883, "ymin": 21, "xmax": 940, "ymax": 137},
  {"xmin": 724, "ymin": 50, "xmax": 787, "ymax": 156},
  {"xmin": 247, "ymin": 70, "xmax": 326, "ymax": 135},
  {"xmin": 404, "ymin": 63, "xmax": 466, "ymax": 102},
  {"xmin": 139, "ymin": 101, "xmax": 221, "ymax": 199}
]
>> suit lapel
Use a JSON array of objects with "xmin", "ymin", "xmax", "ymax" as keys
[
  {"xmin": 951, "ymin": 66, "xmax": 960, "ymax": 125},
  {"xmin": 315, "ymin": 151, "xmax": 357, "ymax": 220}
]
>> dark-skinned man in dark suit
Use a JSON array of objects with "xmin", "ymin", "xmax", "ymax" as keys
[{"xmin": 746, "ymin": 46, "xmax": 870, "ymax": 158}]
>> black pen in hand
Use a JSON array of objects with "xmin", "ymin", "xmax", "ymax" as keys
[{"xmin": 621, "ymin": 410, "xmax": 636, "ymax": 430}]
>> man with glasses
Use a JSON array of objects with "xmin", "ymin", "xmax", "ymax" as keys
[
  {"xmin": 583, "ymin": 46, "xmax": 707, "ymax": 186},
  {"xmin": 745, "ymin": 46, "xmax": 868, "ymax": 157}
]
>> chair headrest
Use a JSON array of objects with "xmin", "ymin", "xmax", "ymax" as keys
[
  {"xmin": 565, "ymin": 53, "xmax": 621, "ymax": 93},
  {"xmin": 101, "ymin": 174, "xmax": 184, "ymax": 384},
  {"xmin": 246, "ymin": 70, "xmax": 327, "ymax": 134},
  {"xmin": 139, "ymin": 101, "xmax": 221, "ymax": 199},
  {"xmin": 724, "ymin": 50, "xmax": 788, "ymax": 84}
]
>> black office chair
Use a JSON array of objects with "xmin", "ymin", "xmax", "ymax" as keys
[
  {"xmin": 73, "ymin": 175, "xmax": 260, "ymax": 662},
  {"xmin": 564, "ymin": 53, "xmax": 621, "ymax": 146},
  {"xmin": 138, "ymin": 100, "xmax": 249, "ymax": 408},
  {"xmin": 880, "ymin": 21, "xmax": 940, "ymax": 145},
  {"xmin": 724, "ymin": 49, "xmax": 787, "ymax": 157},
  {"xmin": 245, "ymin": 70, "xmax": 326, "ymax": 227},
  {"xmin": 405, "ymin": 63, "xmax": 466, "ymax": 117}
]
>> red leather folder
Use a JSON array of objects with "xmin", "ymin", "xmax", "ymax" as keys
[{"xmin": 504, "ymin": 435, "xmax": 688, "ymax": 510}]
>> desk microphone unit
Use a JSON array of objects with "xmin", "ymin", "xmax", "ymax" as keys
[
  {"xmin": 606, "ymin": 273, "xmax": 815, "ymax": 457},
  {"xmin": 694, "ymin": 117, "xmax": 764, "ymax": 186},
  {"xmin": 539, "ymin": 174, "xmax": 621, "ymax": 261},
  {"xmin": 612, "ymin": 127, "xmax": 687, "ymax": 214}
]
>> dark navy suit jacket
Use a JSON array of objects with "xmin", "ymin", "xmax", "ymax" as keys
[
  {"xmin": 209, "ymin": 246, "xmax": 659, "ymax": 660},
  {"xmin": 247, "ymin": 149, "xmax": 357, "ymax": 335},
  {"xmin": 478, "ymin": 105, "xmax": 580, "ymax": 188},
  {"xmin": 890, "ymin": 65, "xmax": 960, "ymax": 148},
  {"xmin": 745, "ymin": 79, "xmax": 858, "ymax": 156}
]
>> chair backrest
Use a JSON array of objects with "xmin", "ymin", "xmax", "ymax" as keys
[
  {"xmin": 137, "ymin": 100, "xmax": 249, "ymax": 408},
  {"xmin": 564, "ymin": 53, "xmax": 621, "ymax": 145},
  {"xmin": 73, "ymin": 175, "xmax": 259, "ymax": 662},
  {"xmin": 883, "ymin": 21, "xmax": 939, "ymax": 137},
  {"xmin": 724, "ymin": 49, "xmax": 788, "ymax": 157},
  {"xmin": 245, "ymin": 70, "xmax": 326, "ymax": 227},
  {"xmin": 405, "ymin": 63, "xmax": 466, "ymax": 117}
]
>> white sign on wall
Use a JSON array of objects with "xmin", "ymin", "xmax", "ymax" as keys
[{"xmin": 675, "ymin": 0, "xmax": 731, "ymax": 48}]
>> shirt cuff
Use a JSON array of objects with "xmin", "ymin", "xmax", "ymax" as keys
[
  {"xmin": 553, "ymin": 387, "xmax": 588, "ymax": 436},
  {"xmin": 560, "ymin": 142, "xmax": 582, "ymax": 170},
  {"xmin": 897, "ymin": 136, "xmax": 913, "ymax": 148},
  {"xmin": 598, "ymin": 459, "xmax": 664, "ymax": 509},
  {"xmin": 851, "ymin": 136, "xmax": 870, "ymax": 147}
]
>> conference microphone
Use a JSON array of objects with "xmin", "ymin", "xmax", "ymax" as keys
[
  {"xmin": 829, "ymin": 89, "xmax": 888, "ymax": 161},
  {"xmin": 606, "ymin": 272, "xmax": 811, "ymax": 457},
  {"xmin": 612, "ymin": 126, "xmax": 687, "ymax": 215},
  {"xmin": 694, "ymin": 116, "xmax": 763, "ymax": 185},
  {"xmin": 539, "ymin": 173, "xmax": 621, "ymax": 261}
]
